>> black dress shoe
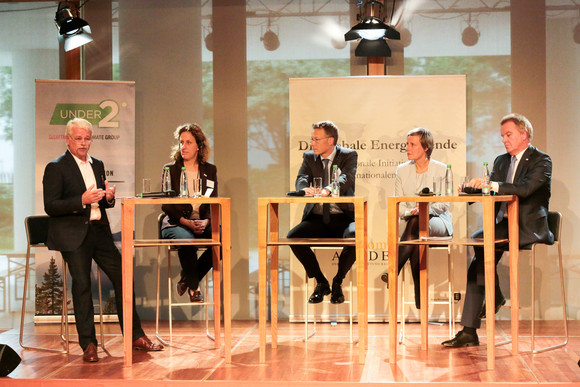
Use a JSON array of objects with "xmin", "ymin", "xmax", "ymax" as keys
[
  {"xmin": 308, "ymin": 282, "xmax": 331, "ymax": 304},
  {"xmin": 441, "ymin": 330, "xmax": 479, "ymax": 347},
  {"xmin": 380, "ymin": 272, "xmax": 388, "ymax": 286},
  {"xmin": 330, "ymin": 282, "xmax": 345, "ymax": 304},
  {"xmin": 479, "ymin": 297, "xmax": 506, "ymax": 319},
  {"xmin": 189, "ymin": 289, "xmax": 204, "ymax": 303},
  {"xmin": 176, "ymin": 280, "xmax": 187, "ymax": 297}
]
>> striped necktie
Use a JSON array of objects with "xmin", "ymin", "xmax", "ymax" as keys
[{"xmin": 322, "ymin": 159, "xmax": 330, "ymax": 224}]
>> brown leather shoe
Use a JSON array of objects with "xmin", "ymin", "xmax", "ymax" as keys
[
  {"xmin": 176, "ymin": 280, "xmax": 188, "ymax": 297},
  {"xmin": 132, "ymin": 336, "xmax": 164, "ymax": 351},
  {"xmin": 189, "ymin": 289, "xmax": 204, "ymax": 303},
  {"xmin": 82, "ymin": 343, "xmax": 99, "ymax": 362}
]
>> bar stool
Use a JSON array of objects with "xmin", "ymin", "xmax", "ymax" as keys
[
  {"xmin": 303, "ymin": 250, "xmax": 356, "ymax": 343},
  {"xmin": 155, "ymin": 214, "xmax": 215, "ymax": 345},
  {"xmin": 19, "ymin": 215, "xmax": 106, "ymax": 353},
  {"xmin": 525, "ymin": 211, "xmax": 567, "ymax": 353},
  {"xmin": 399, "ymin": 244, "xmax": 455, "ymax": 343},
  {"xmin": 494, "ymin": 211, "xmax": 567, "ymax": 353}
]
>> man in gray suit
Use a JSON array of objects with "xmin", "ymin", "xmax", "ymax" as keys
[
  {"xmin": 443, "ymin": 113, "xmax": 553, "ymax": 347},
  {"xmin": 287, "ymin": 120, "xmax": 358, "ymax": 304},
  {"xmin": 43, "ymin": 118, "xmax": 163, "ymax": 362}
]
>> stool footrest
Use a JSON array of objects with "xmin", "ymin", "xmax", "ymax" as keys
[
  {"xmin": 135, "ymin": 238, "xmax": 220, "ymax": 247},
  {"xmin": 269, "ymin": 238, "xmax": 356, "ymax": 246}
]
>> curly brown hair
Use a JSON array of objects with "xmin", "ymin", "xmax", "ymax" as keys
[{"xmin": 171, "ymin": 123, "xmax": 210, "ymax": 163}]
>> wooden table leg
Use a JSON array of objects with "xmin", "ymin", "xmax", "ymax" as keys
[
  {"xmin": 483, "ymin": 197, "xmax": 496, "ymax": 370},
  {"xmin": 418, "ymin": 202, "xmax": 429, "ymax": 351},
  {"xmin": 507, "ymin": 198, "xmax": 519, "ymax": 356},
  {"xmin": 269, "ymin": 204, "xmax": 279, "ymax": 349},
  {"xmin": 363, "ymin": 201, "xmax": 368, "ymax": 351},
  {"xmin": 388, "ymin": 197, "xmax": 400, "ymax": 363},
  {"xmin": 210, "ymin": 205, "xmax": 221, "ymax": 350},
  {"xmin": 121, "ymin": 201, "xmax": 134, "ymax": 367},
  {"xmin": 268, "ymin": 203, "xmax": 280, "ymax": 348},
  {"xmin": 221, "ymin": 200, "xmax": 232, "ymax": 363},
  {"xmin": 258, "ymin": 199, "xmax": 268, "ymax": 363},
  {"xmin": 355, "ymin": 198, "xmax": 367, "ymax": 364}
]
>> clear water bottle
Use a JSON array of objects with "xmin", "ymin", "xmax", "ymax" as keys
[
  {"xmin": 331, "ymin": 165, "xmax": 340, "ymax": 197},
  {"xmin": 162, "ymin": 166, "xmax": 172, "ymax": 192},
  {"xmin": 444, "ymin": 164, "xmax": 453, "ymax": 196},
  {"xmin": 482, "ymin": 161, "xmax": 491, "ymax": 195},
  {"xmin": 179, "ymin": 167, "xmax": 188, "ymax": 197}
]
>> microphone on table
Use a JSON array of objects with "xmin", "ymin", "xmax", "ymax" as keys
[{"xmin": 287, "ymin": 190, "xmax": 306, "ymax": 197}]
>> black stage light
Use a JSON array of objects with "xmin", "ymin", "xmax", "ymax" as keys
[
  {"xmin": 462, "ymin": 25, "xmax": 480, "ymax": 47},
  {"xmin": 55, "ymin": 3, "xmax": 93, "ymax": 52},
  {"xmin": 261, "ymin": 29, "xmax": 280, "ymax": 51},
  {"xmin": 344, "ymin": 1, "xmax": 400, "ymax": 57}
]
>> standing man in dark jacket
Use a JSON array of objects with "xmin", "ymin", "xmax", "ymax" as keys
[
  {"xmin": 43, "ymin": 118, "xmax": 163, "ymax": 362},
  {"xmin": 287, "ymin": 120, "xmax": 358, "ymax": 305},
  {"xmin": 443, "ymin": 113, "xmax": 553, "ymax": 347}
]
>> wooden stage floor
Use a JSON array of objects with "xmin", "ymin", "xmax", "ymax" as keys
[{"xmin": 1, "ymin": 320, "xmax": 579, "ymax": 386}]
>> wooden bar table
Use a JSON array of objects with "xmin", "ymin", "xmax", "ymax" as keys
[
  {"xmin": 387, "ymin": 194, "xmax": 519, "ymax": 370},
  {"xmin": 257, "ymin": 196, "xmax": 368, "ymax": 364},
  {"xmin": 121, "ymin": 197, "xmax": 231, "ymax": 366}
]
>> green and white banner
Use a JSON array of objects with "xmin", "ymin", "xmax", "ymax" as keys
[{"xmin": 33, "ymin": 80, "xmax": 135, "ymax": 319}]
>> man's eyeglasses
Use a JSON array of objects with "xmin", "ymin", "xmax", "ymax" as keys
[
  {"xmin": 69, "ymin": 136, "xmax": 92, "ymax": 143},
  {"xmin": 310, "ymin": 137, "xmax": 330, "ymax": 143}
]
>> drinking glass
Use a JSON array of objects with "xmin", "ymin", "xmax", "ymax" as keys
[
  {"xmin": 193, "ymin": 178, "xmax": 202, "ymax": 198},
  {"xmin": 313, "ymin": 177, "xmax": 322, "ymax": 198}
]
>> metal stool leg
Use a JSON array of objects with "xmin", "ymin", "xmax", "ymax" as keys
[
  {"xmin": 303, "ymin": 275, "xmax": 316, "ymax": 341},
  {"xmin": 399, "ymin": 263, "xmax": 407, "ymax": 344},
  {"xmin": 303, "ymin": 265, "xmax": 355, "ymax": 343},
  {"xmin": 399, "ymin": 245, "xmax": 454, "ymax": 344},
  {"xmin": 204, "ymin": 274, "xmax": 215, "ymax": 341},
  {"xmin": 155, "ymin": 245, "xmax": 163, "ymax": 342},
  {"xmin": 531, "ymin": 241, "xmax": 568, "ymax": 353},
  {"xmin": 157, "ymin": 245, "xmax": 215, "ymax": 346},
  {"xmin": 168, "ymin": 248, "xmax": 174, "ymax": 345}
]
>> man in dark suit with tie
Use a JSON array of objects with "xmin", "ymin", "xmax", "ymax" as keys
[
  {"xmin": 287, "ymin": 120, "xmax": 358, "ymax": 304},
  {"xmin": 43, "ymin": 118, "xmax": 163, "ymax": 362},
  {"xmin": 443, "ymin": 113, "xmax": 553, "ymax": 347}
]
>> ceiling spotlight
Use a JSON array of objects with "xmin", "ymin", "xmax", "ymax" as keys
[
  {"xmin": 574, "ymin": 23, "xmax": 580, "ymax": 45},
  {"xmin": 55, "ymin": 3, "xmax": 93, "ymax": 52},
  {"xmin": 261, "ymin": 23, "xmax": 280, "ymax": 51},
  {"xmin": 462, "ymin": 25, "xmax": 479, "ymax": 46},
  {"xmin": 461, "ymin": 14, "xmax": 479, "ymax": 47},
  {"xmin": 344, "ymin": 0, "xmax": 400, "ymax": 57}
]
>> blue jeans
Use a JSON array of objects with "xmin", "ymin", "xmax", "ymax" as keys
[{"xmin": 161, "ymin": 224, "xmax": 213, "ymax": 290}]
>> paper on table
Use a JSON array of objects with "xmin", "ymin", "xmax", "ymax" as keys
[{"xmin": 420, "ymin": 235, "xmax": 453, "ymax": 241}]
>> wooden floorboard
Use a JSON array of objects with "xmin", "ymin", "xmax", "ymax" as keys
[{"xmin": 1, "ymin": 320, "xmax": 579, "ymax": 385}]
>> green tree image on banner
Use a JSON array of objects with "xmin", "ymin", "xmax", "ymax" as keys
[{"xmin": 35, "ymin": 256, "xmax": 64, "ymax": 315}]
